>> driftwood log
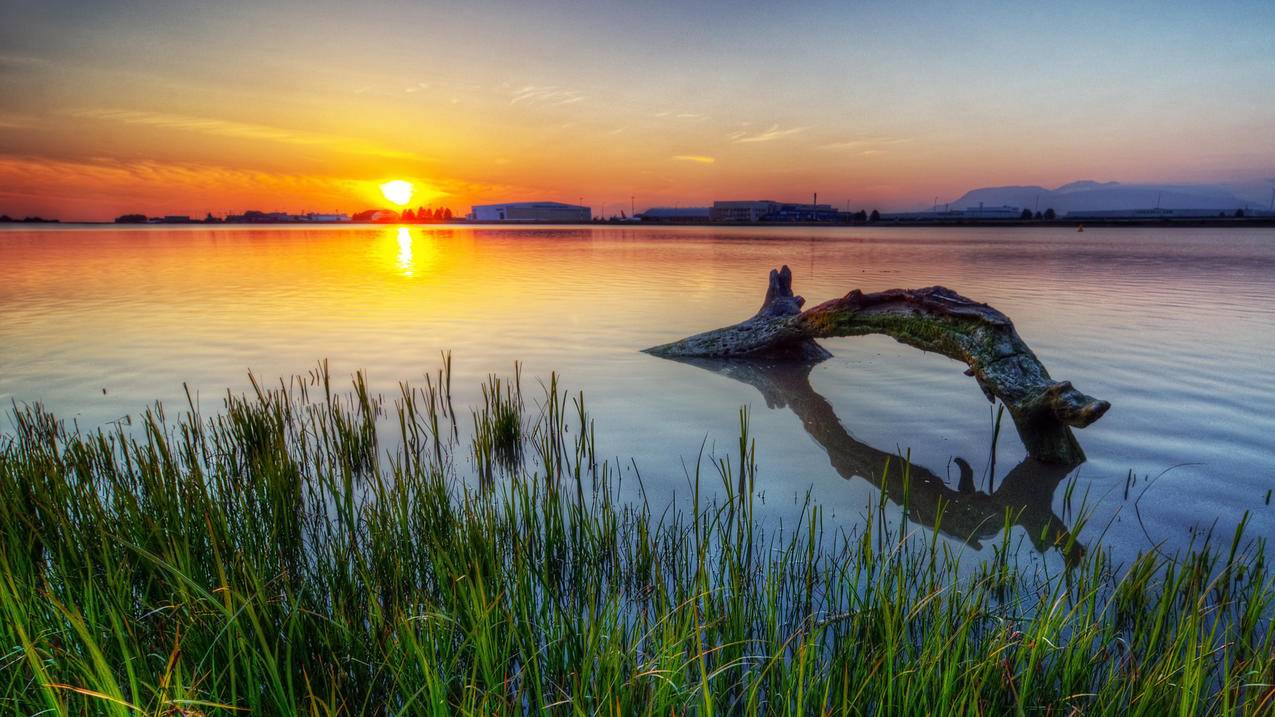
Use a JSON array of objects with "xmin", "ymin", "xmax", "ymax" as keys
[{"xmin": 645, "ymin": 266, "xmax": 1109, "ymax": 464}]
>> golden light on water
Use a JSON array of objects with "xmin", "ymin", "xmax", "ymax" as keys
[
  {"xmin": 379, "ymin": 180, "xmax": 414, "ymax": 207},
  {"xmin": 391, "ymin": 226, "xmax": 441, "ymax": 278},
  {"xmin": 396, "ymin": 227, "xmax": 414, "ymax": 276}
]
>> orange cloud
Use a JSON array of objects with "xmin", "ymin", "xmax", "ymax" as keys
[
  {"xmin": 0, "ymin": 155, "xmax": 522, "ymax": 219},
  {"xmin": 67, "ymin": 108, "xmax": 420, "ymax": 160},
  {"xmin": 728, "ymin": 125, "xmax": 808, "ymax": 144},
  {"xmin": 672, "ymin": 155, "xmax": 716, "ymax": 164}
]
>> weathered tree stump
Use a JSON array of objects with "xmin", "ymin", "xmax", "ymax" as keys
[{"xmin": 645, "ymin": 266, "xmax": 1109, "ymax": 464}]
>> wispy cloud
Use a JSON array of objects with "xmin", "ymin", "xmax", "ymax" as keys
[
  {"xmin": 728, "ymin": 124, "xmax": 808, "ymax": 144},
  {"xmin": 654, "ymin": 110, "xmax": 708, "ymax": 120},
  {"xmin": 0, "ymin": 113, "xmax": 38, "ymax": 130},
  {"xmin": 0, "ymin": 155, "xmax": 376, "ymax": 213},
  {"xmin": 0, "ymin": 153, "xmax": 533, "ymax": 218},
  {"xmin": 820, "ymin": 136, "xmax": 913, "ymax": 152},
  {"xmin": 673, "ymin": 155, "xmax": 715, "ymax": 164},
  {"xmin": 0, "ymin": 54, "xmax": 49, "ymax": 70},
  {"xmin": 67, "ymin": 108, "xmax": 417, "ymax": 159},
  {"xmin": 509, "ymin": 85, "xmax": 585, "ymax": 106}
]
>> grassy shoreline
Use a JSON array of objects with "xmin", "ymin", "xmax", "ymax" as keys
[{"xmin": 2, "ymin": 362, "xmax": 1272, "ymax": 715}]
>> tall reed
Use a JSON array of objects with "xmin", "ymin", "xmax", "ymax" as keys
[{"xmin": 0, "ymin": 359, "xmax": 1271, "ymax": 715}]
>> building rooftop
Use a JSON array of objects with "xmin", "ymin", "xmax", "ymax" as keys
[
  {"xmin": 640, "ymin": 207, "xmax": 711, "ymax": 217},
  {"xmin": 471, "ymin": 201, "xmax": 587, "ymax": 210}
]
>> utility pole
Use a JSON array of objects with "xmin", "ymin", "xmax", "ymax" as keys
[{"xmin": 631, "ymin": 195, "xmax": 635, "ymax": 216}]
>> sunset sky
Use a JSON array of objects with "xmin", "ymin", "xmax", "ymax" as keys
[{"xmin": 1, "ymin": 0, "xmax": 1273, "ymax": 220}]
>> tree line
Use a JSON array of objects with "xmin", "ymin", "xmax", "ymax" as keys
[
  {"xmin": 402, "ymin": 207, "xmax": 454, "ymax": 222},
  {"xmin": 1019, "ymin": 208, "xmax": 1057, "ymax": 220}
]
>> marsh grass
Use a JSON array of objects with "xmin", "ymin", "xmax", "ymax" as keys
[{"xmin": 1, "ymin": 358, "xmax": 1272, "ymax": 715}]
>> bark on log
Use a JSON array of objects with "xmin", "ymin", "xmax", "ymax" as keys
[{"xmin": 645, "ymin": 266, "xmax": 1110, "ymax": 464}]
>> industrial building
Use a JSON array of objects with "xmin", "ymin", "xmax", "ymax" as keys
[
  {"xmin": 764, "ymin": 202, "xmax": 841, "ymax": 223},
  {"xmin": 1064, "ymin": 208, "xmax": 1251, "ymax": 220},
  {"xmin": 470, "ymin": 202, "xmax": 591, "ymax": 223},
  {"xmin": 225, "ymin": 210, "xmax": 354, "ymax": 223},
  {"xmin": 710, "ymin": 200, "xmax": 780, "ymax": 222},
  {"xmin": 961, "ymin": 205, "xmax": 1023, "ymax": 219},
  {"xmin": 878, "ymin": 210, "xmax": 964, "ymax": 222},
  {"xmin": 880, "ymin": 205, "xmax": 1023, "ymax": 222},
  {"xmin": 710, "ymin": 200, "xmax": 841, "ymax": 223},
  {"xmin": 226, "ymin": 211, "xmax": 294, "ymax": 223},
  {"xmin": 638, "ymin": 207, "xmax": 712, "ymax": 223}
]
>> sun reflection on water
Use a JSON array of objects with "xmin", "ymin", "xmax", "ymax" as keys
[
  {"xmin": 396, "ymin": 227, "xmax": 414, "ymax": 276},
  {"xmin": 390, "ymin": 226, "xmax": 441, "ymax": 278}
]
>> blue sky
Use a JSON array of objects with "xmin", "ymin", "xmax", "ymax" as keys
[{"xmin": 1, "ymin": 0, "xmax": 1272, "ymax": 217}]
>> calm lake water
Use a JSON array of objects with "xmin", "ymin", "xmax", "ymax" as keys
[{"xmin": 3, "ymin": 224, "xmax": 1274, "ymax": 564}]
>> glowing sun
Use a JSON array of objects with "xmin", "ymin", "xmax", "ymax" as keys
[{"xmin": 379, "ymin": 180, "xmax": 414, "ymax": 207}]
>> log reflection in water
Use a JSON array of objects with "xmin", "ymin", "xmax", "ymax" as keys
[{"xmin": 677, "ymin": 358, "xmax": 1082, "ymax": 555}]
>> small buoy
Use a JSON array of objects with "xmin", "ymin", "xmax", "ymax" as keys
[{"xmin": 1077, "ymin": 224, "xmax": 1084, "ymax": 232}]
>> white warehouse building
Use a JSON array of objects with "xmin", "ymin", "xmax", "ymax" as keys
[{"xmin": 469, "ymin": 201, "xmax": 591, "ymax": 223}]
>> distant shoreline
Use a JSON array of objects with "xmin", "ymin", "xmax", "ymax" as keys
[
  {"xmin": 5, "ymin": 218, "xmax": 1275, "ymax": 229},
  {"xmin": 623, "ymin": 218, "xmax": 1275, "ymax": 228}
]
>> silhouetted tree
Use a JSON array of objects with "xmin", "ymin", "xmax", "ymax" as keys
[
  {"xmin": 1043, "ymin": 208, "xmax": 1056, "ymax": 220},
  {"xmin": 855, "ymin": 210, "xmax": 867, "ymax": 222},
  {"xmin": 402, "ymin": 208, "xmax": 416, "ymax": 221},
  {"xmin": 869, "ymin": 209, "xmax": 880, "ymax": 222},
  {"xmin": 443, "ymin": 207, "xmax": 453, "ymax": 220},
  {"xmin": 1020, "ymin": 208, "xmax": 1034, "ymax": 220},
  {"xmin": 1235, "ymin": 209, "xmax": 1246, "ymax": 218},
  {"xmin": 1034, "ymin": 211, "xmax": 1043, "ymax": 220}
]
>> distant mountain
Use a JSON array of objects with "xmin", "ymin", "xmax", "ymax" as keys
[{"xmin": 948, "ymin": 181, "xmax": 1259, "ymax": 214}]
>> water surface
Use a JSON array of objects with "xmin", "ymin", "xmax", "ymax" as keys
[{"xmin": 3, "ymin": 224, "xmax": 1274, "ymax": 563}]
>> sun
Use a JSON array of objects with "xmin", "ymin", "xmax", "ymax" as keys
[{"xmin": 379, "ymin": 180, "xmax": 414, "ymax": 207}]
